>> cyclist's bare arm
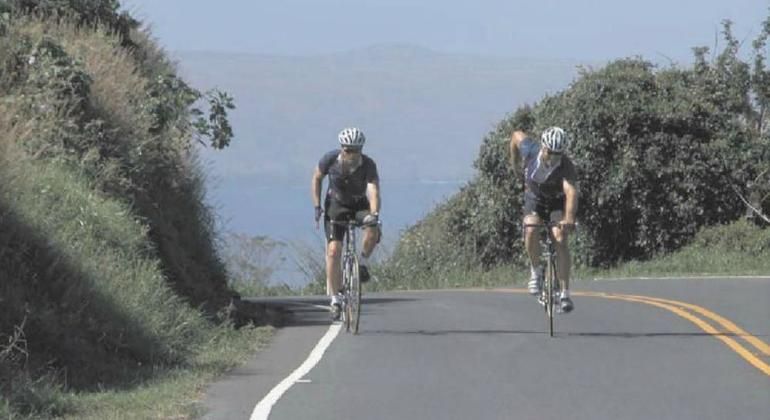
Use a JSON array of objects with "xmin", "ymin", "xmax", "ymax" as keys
[
  {"xmin": 311, "ymin": 166, "xmax": 324, "ymax": 208},
  {"xmin": 562, "ymin": 178, "xmax": 579, "ymax": 227},
  {"xmin": 367, "ymin": 180, "xmax": 380, "ymax": 214},
  {"xmin": 509, "ymin": 130, "xmax": 528, "ymax": 175}
]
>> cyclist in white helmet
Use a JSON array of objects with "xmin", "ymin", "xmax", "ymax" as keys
[
  {"xmin": 509, "ymin": 127, "xmax": 579, "ymax": 312},
  {"xmin": 311, "ymin": 127, "xmax": 381, "ymax": 319}
]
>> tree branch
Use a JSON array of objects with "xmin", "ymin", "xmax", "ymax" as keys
[
  {"xmin": 753, "ymin": 168, "xmax": 768, "ymax": 184},
  {"xmin": 732, "ymin": 184, "xmax": 770, "ymax": 224}
]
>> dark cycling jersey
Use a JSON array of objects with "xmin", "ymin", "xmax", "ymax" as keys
[
  {"xmin": 318, "ymin": 149, "xmax": 379, "ymax": 206},
  {"xmin": 521, "ymin": 137, "xmax": 577, "ymax": 205}
]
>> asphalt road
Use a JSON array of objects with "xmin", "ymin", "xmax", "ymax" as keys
[{"xmin": 203, "ymin": 277, "xmax": 770, "ymax": 420}]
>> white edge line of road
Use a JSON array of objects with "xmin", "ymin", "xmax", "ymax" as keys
[
  {"xmin": 250, "ymin": 322, "xmax": 342, "ymax": 420},
  {"xmin": 591, "ymin": 275, "xmax": 770, "ymax": 281}
]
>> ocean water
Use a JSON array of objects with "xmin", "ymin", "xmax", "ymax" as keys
[{"xmin": 208, "ymin": 180, "xmax": 465, "ymax": 286}]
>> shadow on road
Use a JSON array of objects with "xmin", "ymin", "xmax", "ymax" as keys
[
  {"xmin": 238, "ymin": 296, "xmax": 418, "ymax": 327},
  {"xmin": 563, "ymin": 331, "xmax": 745, "ymax": 338},
  {"xmin": 359, "ymin": 329, "xmax": 757, "ymax": 339},
  {"xmin": 363, "ymin": 329, "xmax": 545, "ymax": 336},
  {"xmin": 243, "ymin": 296, "xmax": 417, "ymax": 306}
]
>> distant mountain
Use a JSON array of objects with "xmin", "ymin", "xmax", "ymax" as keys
[{"xmin": 174, "ymin": 45, "xmax": 585, "ymax": 186}]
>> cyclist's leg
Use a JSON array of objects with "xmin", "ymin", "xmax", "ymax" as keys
[
  {"xmin": 324, "ymin": 199, "xmax": 350, "ymax": 299},
  {"xmin": 325, "ymin": 240, "xmax": 343, "ymax": 295},
  {"xmin": 355, "ymin": 208, "xmax": 380, "ymax": 258},
  {"xmin": 523, "ymin": 212, "xmax": 542, "ymax": 269},
  {"xmin": 522, "ymin": 197, "xmax": 544, "ymax": 294},
  {"xmin": 549, "ymin": 209, "xmax": 574, "ymax": 312},
  {"xmin": 548, "ymin": 210, "xmax": 570, "ymax": 291},
  {"xmin": 522, "ymin": 196, "xmax": 543, "ymax": 269},
  {"xmin": 354, "ymin": 208, "xmax": 378, "ymax": 282}
]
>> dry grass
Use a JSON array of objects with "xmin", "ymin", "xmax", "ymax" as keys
[
  {"xmin": 0, "ymin": 100, "xmax": 30, "ymax": 161},
  {"xmin": 8, "ymin": 16, "xmax": 152, "ymax": 154}
]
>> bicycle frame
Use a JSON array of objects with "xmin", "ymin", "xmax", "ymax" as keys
[
  {"xmin": 329, "ymin": 217, "xmax": 381, "ymax": 334},
  {"xmin": 331, "ymin": 220, "xmax": 363, "ymax": 334},
  {"xmin": 524, "ymin": 222, "xmax": 565, "ymax": 337}
]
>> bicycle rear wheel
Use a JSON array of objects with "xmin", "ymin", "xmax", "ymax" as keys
[{"xmin": 350, "ymin": 254, "xmax": 362, "ymax": 334}]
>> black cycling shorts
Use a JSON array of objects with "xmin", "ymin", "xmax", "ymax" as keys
[
  {"xmin": 323, "ymin": 197, "xmax": 375, "ymax": 242},
  {"xmin": 523, "ymin": 194, "xmax": 564, "ymax": 221}
]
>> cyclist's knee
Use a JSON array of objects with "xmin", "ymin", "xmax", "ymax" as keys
[
  {"xmin": 523, "ymin": 226, "xmax": 538, "ymax": 241},
  {"xmin": 522, "ymin": 215, "xmax": 540, "ymax": 237},
  {"xmin": 326, "ymin": 241, "xmax": 342, "ymax": 258},
  {"xmin": 364, "ymin": 226, "xmax": 381, "ymax": 243},
  {"xmin": 553, "ymin": 227, "xmax": 570, "ymax": 243}
]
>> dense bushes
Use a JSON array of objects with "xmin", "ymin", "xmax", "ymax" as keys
[
  {"xmin": 388, "ymin": 18, "xmax": 770, "ymax": 278},
  {"xmin": 544, "ymin": 56, "xmax": 766, "ymax": 264}
]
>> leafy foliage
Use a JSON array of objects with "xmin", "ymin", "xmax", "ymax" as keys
[
  {"xmin": 145, "ymin": 73, "xmax": 235, "ymax": 149},
  {"xmin": 193, "ymin": 90, "xmax": 235, "ymax": 149},
  {"xmin": 389, "ymin": 18, "xmax": 770, "ymax": 276}
]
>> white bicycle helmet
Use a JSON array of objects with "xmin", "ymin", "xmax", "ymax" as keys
[
  {"xmin": 338, "ymin": 127, "xmax": 366, "ymax": 148},
  {"xmin": 541, "ymin": 126, "xmax": 569, "ymax": 152}
]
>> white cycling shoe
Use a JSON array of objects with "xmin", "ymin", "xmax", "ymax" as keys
[
  {"xmin": 330, "ymin": 294, "xmax": 343, "ymax": 320},
  {"xmin": 528, "ymin": 267, "xmax": 544, "ymax": 295}
]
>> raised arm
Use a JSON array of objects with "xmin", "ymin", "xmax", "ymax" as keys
[{"xmin": 509, "ymin": 130, "xmax": 528, "ymax": 176}]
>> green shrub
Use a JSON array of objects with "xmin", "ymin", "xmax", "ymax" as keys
[
  {"xmin": 390, "ymin": 18, "xmax": 770, "ymax": 275},
  {"xmin": 688, "ymin": 219, "xmax": 770, "ymax": 255}
]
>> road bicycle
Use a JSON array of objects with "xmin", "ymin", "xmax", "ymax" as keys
[
  {"xmin": 330, "ymin": 219, "xmax": 379, "ymax": 334},
  {"xmin": 524, "ymin": 222, "xmax": 574, "ymax": 337}
]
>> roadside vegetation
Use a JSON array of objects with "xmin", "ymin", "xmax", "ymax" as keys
[
  {"xmin": 268, "ymin": 14, "xmax": 770, "ymax": 293},
  {"xmin": 2, "ymin": 1, "xmax": 767, "ymax": 417},
  {"xmin": 0, "ymin": 1, "xmax": 270, "ymax": 418},
  {"xmin": 377, "ymin": 14, "xmax": 770, "ymax": 290}
]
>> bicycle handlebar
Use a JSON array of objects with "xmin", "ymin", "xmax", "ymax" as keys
[
  {"xmin": 523, "ymin": 222, "xmax": 578, "ymax": 229},
  {"xmin": 329, "ymin": 219, "xmax": 382, "ymax": 228}
]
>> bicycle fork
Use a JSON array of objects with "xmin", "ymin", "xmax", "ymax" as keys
[{"xmin": 538, "ymin": 247, "xmax": 563, "ymax": 313}]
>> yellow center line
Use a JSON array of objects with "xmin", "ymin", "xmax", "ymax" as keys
[
  {"xmin": 580, "ymin": 292, "xmax": 770, "ymax": 377},
  {"xmin": 612, "ymin": 293, "xmax": 770, "ymax": 357},
  {"xmin": 474, "ymin": 287, "xmax": 770, "ymax": 377}
]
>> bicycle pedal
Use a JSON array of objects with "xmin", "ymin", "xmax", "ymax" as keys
[{"xmin": 330, "ymin": 304, "xmax": 342, "ymax": 320}]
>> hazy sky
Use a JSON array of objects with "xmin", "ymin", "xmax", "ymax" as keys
[{"xmin": 122, "ymin": 0, "xmax": 769, "ymax": 61}]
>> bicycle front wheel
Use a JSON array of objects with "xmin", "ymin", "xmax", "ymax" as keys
[
  {"xmin": 350, "ymin": 254, "xmax": 362, "ymax": 334},
  {"xmin": 342, "ymin": 255, "xmax": 354, "ymax": 332},
  {"xmin": 545, "ymin": 258, "xmax": 556, "ymax": 337}
]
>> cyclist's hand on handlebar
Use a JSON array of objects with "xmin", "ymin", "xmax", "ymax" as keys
[{"xmin": 362, "ymin": 213, "xmax": 379, "ymax": 225}]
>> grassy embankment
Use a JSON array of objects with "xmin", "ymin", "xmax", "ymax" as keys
[{"xmin": 0, "ymin": 10, "xmax": 271, "ymax": 420}]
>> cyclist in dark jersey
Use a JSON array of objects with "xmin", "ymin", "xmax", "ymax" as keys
[
  {"xmin": 510, "ymin": 127, "xmax": 578, "ymax": 312},
  {"xmin": 311, "ymin": 127, "xmax": 381, "ymax": 317}
]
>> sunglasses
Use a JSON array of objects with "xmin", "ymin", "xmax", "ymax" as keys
[
  {"xmin": 342, "ymin": 147, "xmax": 362, "ymax": 154},
  {"xmin": 546, "ymin": 150, "xmax": 563, "ymax": 156}
]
